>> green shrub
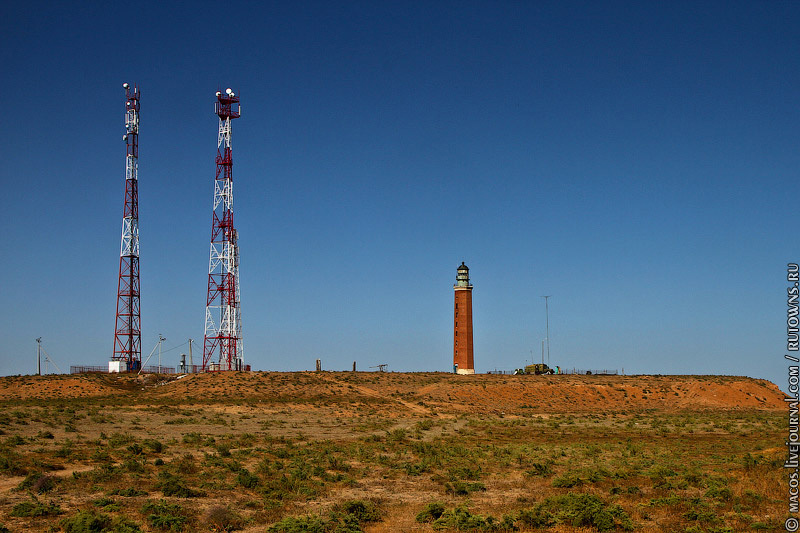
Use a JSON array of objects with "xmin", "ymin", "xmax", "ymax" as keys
[
  {"xmin": 108, "ymin": 432, "xmax": 135, "ymax": 447},
  {"xmin": 552, "ymin": 473, "xmax": 584, "ymax": 488},
  {"xmin": 143, "ymin": 439, "xmax": 165, "ymax": 453},
  {"xmin": 236, "ymin": 468, "xmax": 260, "ymax": 489},
  {"xmin": 416, "ymin": 502, "xmax": 446, "ymax": 523},
  {"xmin": 334, "ymin": 500, "xmax": 381, "ymax": 523},
  {"xmin": 684, "ymin": 505, "xmax": 720, "ymax": 524},
  {"xmin": 268, "ymin": 515, "xmax": 328, "ymax": 532},
  {"xmin": 85, "ymin": 463, "xmax": 118, "ymax": 482},
  {"xmin": 649, "ymin": 465, "xmax": 678, "ymax": 489},
  {"xmin": 156, "ymin": 472, "xmax": 204, "ymax": 498},
  {"xmin": 6, "ymin": 435, "xmax": 26, "ymax": 446},
  {"xmin": 526, "ymin": 462, "xmax": 552, "ymax": 476},
  {"xmin": 92, "ymin": 497, "xmax": 121, "ymax": 512},
  {"xmin": 0, "ymin": 448, "xmax": 26, "ymax": 475},
  {"xmin": 60, "ymin": 510, "xmax": 140, "ymax": 533},
  {"xmin": 268, "ymin": 499, "xmax": 382, "ymax": 532},
  {"xmin": 61, "ymin": 511, "xmax": 109, "ymax": 532},
  {"xmin": 112, "ymin": 487, "xmax": 148, "ymax": 497},
  {"xmin": 54, "ymin": 442, "xmax": 74, "ymax": 458},
  {"xmin": 430, "ymin": 505, "xmax": 514, "ymax": 531},
  {"xmin": 122, "ymin": 458, "xmax": 145, "ymax": 473},
  {"xmin": 530, "ymin": 493, "xmax": 633, "ymax": 531},
  {"xmin": 448, "ymin": 465, "xmax": 482, "ymax": 481},
  {"xmin": 127, "ymin": 443, "xmax": 143, "ymax": 456},
  {"xmin": 142, "ymin": 500, "xmax": 188, "ymax": 531},
  {"xmin": 416, "ymin": 419, "xmax": 435, "ymax": 431},
  {"xmin": 404, "ymin": 461, "xmax": 431, "ymax": 476},
  {"xmin": 182, "ymin": 432, "xmax": 202, "ymax": 445},
  {"xmin": 516, "ymin": 507, "xmax": 554, "ymax": 528},
  {"xmin": 10, "ymin": 500, "xmax": 64, "ymax": 517},
  {"xmin": 17, "ymin": 471, "xmax": 58, "ymax": 493},
  {"xmin": 109, "ymin": 516, "xmax": 141, "ymax": 533},
  {"xmin": 705, "ymin": 484, "xmax": 733, "ymax": 501},
  {"xmin": 216, "ymin": 443, "xmax": 232, "ymax": 457}
]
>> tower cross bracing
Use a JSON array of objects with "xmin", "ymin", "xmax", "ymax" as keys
[
  {"xmin": 113, "ymin": 83, "xmax": 141, "ymax": 369},
  {"xmin": 203, "ymin": 88, "xmax": 243, "ymax": 371}
]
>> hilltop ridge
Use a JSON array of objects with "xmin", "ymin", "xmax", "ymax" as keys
[{"xmin": 0, "ymin": 372, "xmax": 783, "ymax": 413}]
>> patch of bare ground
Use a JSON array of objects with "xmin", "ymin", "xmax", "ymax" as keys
[{"xmin": 0, "ymin": 372, "xmax": 785, "ymax": 532}]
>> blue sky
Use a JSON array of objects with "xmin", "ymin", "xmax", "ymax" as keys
[{"xmin": 1, "ymin": 1, "xmax": 798, "ymax": 389}]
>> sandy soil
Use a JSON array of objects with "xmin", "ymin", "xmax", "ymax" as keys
[{"xmin": 0, "ymin": 371, "xmax": 783, "ymax": 413}]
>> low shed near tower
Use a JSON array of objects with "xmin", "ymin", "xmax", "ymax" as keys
[{"xmin": 453, "ymin": 262, "xmax": 475, "ymax": 374}]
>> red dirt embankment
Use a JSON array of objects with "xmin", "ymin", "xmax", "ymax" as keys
[
  {"xmin": 0, "ymin": 373, "xmax": 136, "ymax": 401},
  {"xmin": 419, "ymin": 374, "xmax": 784, "ymax": 413},
  {"xmin": 0, "ymin": 372, "xmax": 785, "ymax": 413}
]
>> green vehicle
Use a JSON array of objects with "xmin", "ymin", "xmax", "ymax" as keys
[{"xmin": 514, "ymin": 363, "xmax": 555, "ymax": 375}]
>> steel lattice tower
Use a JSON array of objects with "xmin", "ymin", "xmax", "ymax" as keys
[
  {"xmin": 203, "ymin": 88, "xmax": 243, "ymax": 371},
  {"xmin": 233, "ymin": 228, "xmax": 243, "ymax": 364},
  {"xmin": 113, "ymin": 83, "xmax": 142, "ymax": 369}
]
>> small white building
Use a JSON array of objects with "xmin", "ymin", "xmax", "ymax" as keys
[{"xmin": 108, "ymin": 360, "xmax": 128, "ymax": 373}]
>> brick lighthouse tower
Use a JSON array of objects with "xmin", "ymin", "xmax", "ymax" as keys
[{"xmin": 453, "ymin": 262, "xmax": 475, "ymax": 374}]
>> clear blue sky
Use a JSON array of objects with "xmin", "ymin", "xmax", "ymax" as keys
[{"xmin": 1, "ymin": 1, "xmax": 798, "ymax": 389}]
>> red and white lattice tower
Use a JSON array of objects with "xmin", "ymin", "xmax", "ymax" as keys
[
  {"xmin": 233, "ymin": 228, "xmax": 243, "ymax": 364},
  {"xmin": 112, "ymin": 83, "xmax": 142, "ymax": 370},
  {"xmin": 203, "ymin": 88, "xmax": 243, "ymax": 371}
]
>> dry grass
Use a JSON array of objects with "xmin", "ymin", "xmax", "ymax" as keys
[{"xmin": 0, "ymin": 371, "xmax": 786, "ymax": 532}]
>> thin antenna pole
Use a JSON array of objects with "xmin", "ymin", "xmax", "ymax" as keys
[
  {"xmin": 158, "ymin": 334, "xmax": 165, "ymax": 373},
  {"xmin": 36, "ymin": 337, "xmax": 42, "ymax": 376},
  {"xmin": 188, "ymin": 338, "xmax": 193, "ymax": 370},
  {"xmin": 541, "ymin": 295, "xmax": 551, "ymax": 367}
]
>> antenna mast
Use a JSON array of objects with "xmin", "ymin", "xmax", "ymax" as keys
[
  {"xmin": 203, "ymin": 88, "xmax": 242, "ymax": 371},
  {"xmin": 36, "ymin": 337, "xmax": 42, "ymax": 376},
  {"xmin": 113, "ymin": 83, "xmax": 142, "ymax": 371},
  {"xmin": 233, "ymin": 228, "xmax": 243, "ymax": 366}
]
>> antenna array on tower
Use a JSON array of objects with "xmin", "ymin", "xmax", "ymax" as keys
[
  {"xmin": 112, "ymin": 83, "xmax": 142, "ymax": 370},
  {"xmin": 203, "ymin": 89, "xmax": 244, "ymax": 371}
]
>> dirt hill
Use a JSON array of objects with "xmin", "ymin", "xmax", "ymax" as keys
[{"xmin": 0, "ymin": 371, "xmax": 784, "ymax": 413}]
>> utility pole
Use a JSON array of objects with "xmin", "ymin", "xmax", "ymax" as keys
[
  {"xmin": 541, "ymin": 295, "xmax": 551, "ymax": 367},
  {"xmin": 158, "ymin": 334, "xmax": 165, "ymax": 373},
  {"xmin": 36, "ymin": 337, "xmax": 42, "ymax": 376}
]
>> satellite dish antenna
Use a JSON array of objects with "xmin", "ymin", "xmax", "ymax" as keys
[
  {"xmin": 216, "ymin": 91, "xmax": 221, "ymax": 96},
  {"xmin": 123, "ymin": 83, "xmax": 129, "ymax": 89},
  {"xmin": 226, "ymin": 88, "xmax": 232, "ymax": 95}
]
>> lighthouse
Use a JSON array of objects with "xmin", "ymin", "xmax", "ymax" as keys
[{"xmin": 453, "ymin": 262, "xmax": 475, "ymax": 374}]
